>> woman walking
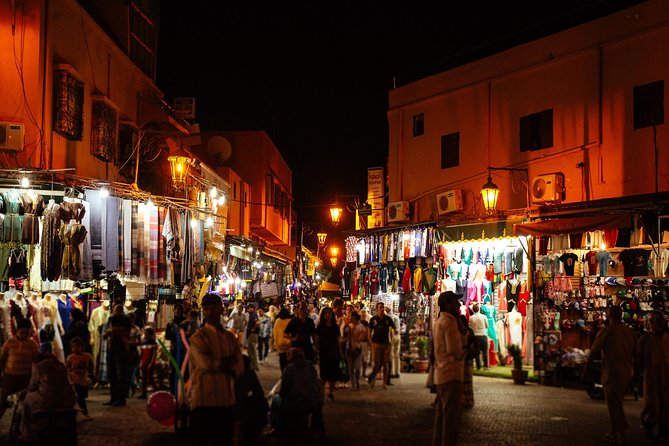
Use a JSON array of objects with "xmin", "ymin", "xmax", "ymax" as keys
[
  {"xmin": 272, "ymin": 307, "xmax": 293, "ymax": 371},
  {"xmin": 346, "ymin": 312, "xmax": 367, "ymax": 390},
  {"xmin": 316, "ymin": 307, "xmax": 342, "ymax": 401}
]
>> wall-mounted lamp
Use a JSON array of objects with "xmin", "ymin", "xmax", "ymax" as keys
[
  {"xmin": 168, "ymin": 155, "xmax": 192, "ymax": 191},
  {"xmin": 480, "ymin": 167, "xmax": 529, "ymax": 215}
]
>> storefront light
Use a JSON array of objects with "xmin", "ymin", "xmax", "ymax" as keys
[
  {"xmin": 100, "ymin": 187, "xmax": 109, "ymax": 198},
  {"xmin": 205, "ymin": 216, "xmax": 214, "ymax": 228},
  {"xmin": 247, "ymin": 246, "xmax": 254, "ymax": 253},
  {"xmin": 314, "ymin": 261, "xmax": 320, "ymax": 268},
  {"xmin": 240, "ymin": 281, "xmax": 247, "ymax": 289},
  {"xmin": 209, "ymin": 187, "xmax": 218, "ymax": 199},
  {"xmin": 330, "ymin": 246, "xmax": 339, "ymax": 258},
  {"xmin": 20, "ymin": 176, "xmax": 29, "ymax": 188},
  {"xmin": 167, "ymin": 155, "xmax": 191, "ymax": 191},
  {"xmin": 481, "ymin": 175, "xmax": 500, "ymax": 215}
]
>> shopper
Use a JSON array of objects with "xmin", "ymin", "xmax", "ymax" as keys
[
  {"xmin": 127, "ymin": 312, "xmax": 142, "ymax": 397},
  {"xmin": 431, "ymin": 291, "xmax": 465, "ymax": 446},
  {"xmin": 468, "ymin": 304, "xmax": 489, "ymax": 370},
  {"xmin": 62, "ymin": 308, "xmax": 90, "ymax": 357},
  {"xmin": 367, "ymin": 302, "xmax": 395, "ymax": 389},
  {"xmin": 189, "ymin": 293, "xmax": 243, "ymax": 446},
  {"xmin": 272, "ymin": 306, "xmax": 294, "ymax": 371},
  {"xmin": 66, "ymin": 337, "xmax": 94, "ymax": 420},
  {"xmin": 460, "ymin": 314, "xmax": 477, "ymax": 408},
  {"xmin": 635, "ymin": 310, "xmax": 669, "ymax": 441},
  {"xmin": 346, "ymin": 311, "xmax": 367, "ymax": 390},
  {"xmin": 245, "ymin": 304, "xmax": 261, "ymax": 371},
  {"xmin": 385, "ymin": 306, "xmax": 402, "ymax": 380},
  {"xmin": 257, "ymin": 307, "xmax": 271, "ymax": 363},
  {"xmin": 283, "ymin": 302, "xmax": 317, "ymax": 363},
  {"xmin": 165, "ymin": 303, "xmax": 187, "ymax": 395},
  {"xmin": 587, "ymin": 305, "xmax": 635, "ymax": 445},
  {"xmin": 138, "ymin": 326, "xmax": 158, "ymax": 399},
  {"xmin": 0, "ymin": 318, "xmax": 38, "ymax": 422},
  {"xmin": 316, "ymin": 306, "xmax": 342, "ymax": 401},
  {"xmin": 270, "ymin": 347, "xmax": 324, "ymax": 438},
  {"xmin": 103, "ymin": 303, "xmax": 132, "ymax": 407},
  {"xmin": 234, "ymin": 354, "xmax": 269, "ymax": 446}
]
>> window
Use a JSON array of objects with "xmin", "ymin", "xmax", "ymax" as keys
[
  {"xmin": 634, "ymin": 80, "xmax": 664, "ymax": 129},
  {"xmin": 129, "ymin": 2, "xmax": 157, "ymax": 79},
  {"xmin": 53, "ymin": 68, "xmax": 84, "ymax": 141},
  {"xmin": 91, "ymin": 97, "xmax": 118, "ymax": 162},
  {"xmin": 520, "ymin": 109, "xmax": 553, "ymax": 152},
  {"xmin": 440, "ymin": 132, "xmax": 460, "ymax": 169},
  {"xmin": 413, "ymin": 113, "xmax": 424, "ymax": 137},
  {"xmin": 117, "ymin": 122, "xmax": 138, "ymax": 178}
]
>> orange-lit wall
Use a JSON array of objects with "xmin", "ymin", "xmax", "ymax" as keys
[
  {"xmin": 0, "ymin": 0, "xmax": 44, "ymax": 167},
  {"xmin": 216, "ymin": 131, "xmax": 293, "ymax": 246},
  {"xmin": 0, "ymin": 0, "xmax": 166, "ymax": 180},
  {"xmin": 388, "ymin": 0, "xmax": 669, "ymax": 223},
  {"xmin": 218, "ymin": 166, "xmax": 251, "ymax": 240}
]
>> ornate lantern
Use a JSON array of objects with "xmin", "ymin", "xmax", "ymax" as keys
[{"xmin": 168, "ymin": 155, "xmax": 191, "ymax": 191}]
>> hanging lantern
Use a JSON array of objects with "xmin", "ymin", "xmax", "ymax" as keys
[
  {"xmin": 481, "ymin": 175, "xmax": 499, "ymax": 215},
  {"xmin": 168, "ymin": 155, "xmax": 191, "ymax": 191},
  {"xmin": 330, "ymin": 246, "xmax": 339, "ymax": 258},
  {"xmin": 317, "ymin": 232, "xmax": 328, "ymax": 245},
  {"xmin": 329, "ymin": 257, "xmax": 338, "ymax": 268},
  {"xmin": 329, "ymin": 205, "xmax": 343, "ymax": 226}
]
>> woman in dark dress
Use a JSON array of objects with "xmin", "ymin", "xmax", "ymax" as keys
[{"xmin": 315, "ymin": 306, "xmax": 342, "ymax": 402}]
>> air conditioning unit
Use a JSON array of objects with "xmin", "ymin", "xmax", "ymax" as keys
[
  {"xmin": 436, "ymin": 189, "xmax": 464, "ymax": 215},
  {"xmin": 386, "ymin": 201, "xmax": 410, "ymax": 223},
  {"xmin": 531, "ymin": 173, "xmax": 564, "ymax": 204},
  {"xmin": 0, "ymin": 122, "xmax": 24, "ymax": 151}
]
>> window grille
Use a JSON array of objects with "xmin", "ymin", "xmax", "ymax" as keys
[
  {"xmin": 91, "ymin": 97, "xmax": 118, "ymax": 162},
  {"xmin": 53, "ymin": 69, "xmax": 84, "ymax": 141}
]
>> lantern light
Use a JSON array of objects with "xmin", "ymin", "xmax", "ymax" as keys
[
  {"xmin": 330, "ymin": 246, "xmax": 339, "ymax": 258},
  {"xmin": 329, "ymin": 257, "xmax": 337, "ymax": 268},
  {"xmin": 481, "ymin": 175, "xmax": 500, "ymax": 215},
  {"xmin": 167, "ymin": 155, "xmax": 191, "ymax": 191},
  {"xmin": 209, "ymin": 187, "xmax": 218, "ymax": 198},
  {"xmin": 317, "ymin": 232, "xmax": 327, "ymax": 245},
  {"xmin": 329, "ymin": 205, "xmax": 343, "ymax": 226}
]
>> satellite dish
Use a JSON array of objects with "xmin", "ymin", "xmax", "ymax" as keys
[{"xmin": 206, "ymin": 136, "xmax": 232, "ymax": 165}]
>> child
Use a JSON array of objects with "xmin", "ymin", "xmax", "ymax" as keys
[
  {"xmin": 66, "ymin": 337, "xmax": 94, "ymax": 420},
  {"xmin": 0, "ymin": 318, "xmax": 38, "ymax": 422},
  {"xmin": 138, "ymin": 326, "xmax": 158, "ymax": 399}
]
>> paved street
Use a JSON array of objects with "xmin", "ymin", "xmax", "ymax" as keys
[{"xmin": 0, "ymin": 354, "xmax": 659, "ymax": 446}]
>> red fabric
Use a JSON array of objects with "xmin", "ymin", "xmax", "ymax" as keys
[
  {"xmin": 402, "ymin": 265, "xmax": 412, "ymax": 292},
  {"xmin": 488, "ymin": 340, "xmax": 497, "ymax": 366},
  {"xmin": 513, "ymin": 213, "xmax": 633, "ymax": 237},
  {"xmin": 603, "ymin": 228, "xmax": 619, "ymax": 248}
]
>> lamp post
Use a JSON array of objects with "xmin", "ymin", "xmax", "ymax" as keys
[
  {"xmin": 480, "ymin": 167, "xmax": 529, "ymax": 215},
  {"xmin": 316, "ymin": 232, "xmax": 327, "ymax": 258}
]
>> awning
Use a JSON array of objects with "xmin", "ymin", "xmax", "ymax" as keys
[
  {"xmin": 513, "ymin": 212, "xmax": 634, "ymax": 237},
  {"xmin": 320, "ymin": 281, "xmax": 341, "ymax": 292},
  {"xmin": 439, "ymin": 218, "xmax": 523, "ymax": 242}
]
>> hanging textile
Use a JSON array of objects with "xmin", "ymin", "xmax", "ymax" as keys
[
  {"xmin": 131, "ymin": 201, "xmax": 139, "ymax": 276},
  {"xmin": 123, "ymin": 200, "xmax": 132, "ymax": 274},
  {"xmin": 158, "ymin": 207, "xmax": 167, "ymax": 282},
  {"xmin": 41, "ymin": 200, "xmax": 62, "ymax": 282},
  {"xmin": 81, "ymin": 198, "xmax": 93, "ymax": 280},
  {"xmin": 181, "ymin": 210, "xmax": 193, "ymax": 285},
  {"xmin": 137, "ymin": 203, "xmax": 146, "ymax": 279},
  {"xmin": 150, "ymin": 205, "xmax": 159, "ymax": 281},
  {"xmin": 101, "ymin": 197, "xmax": 120, "ymax": 273}
]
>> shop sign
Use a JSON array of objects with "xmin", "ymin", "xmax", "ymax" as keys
[
  {"xmin": 367, "ymin": 167, "xmax": 384, "ymax": 229},
  {"xmin": 261, "ymin": 282, "xmax": 279, "ymax": 298}
]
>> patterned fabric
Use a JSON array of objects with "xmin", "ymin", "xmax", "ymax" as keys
[
  {"xmin": 131, "ymin": 201, "xmax": 139, "ymax": 276},
  {"xmin": 181, "ymin": 211, "xmax": 193, "ymax": 285},
  {"xmin": 102, "ymin": 197, "xmax": 120, "ymax": 273},
  {"xmin": 150, "ymin": 206, "xmax": 159, "ymax": 281},
  {"xmin": 20, "ymin": 193, "xmax": 44, "ymax": 244},
  {"xmin": 123, "ymin": 200, "xmax": 132, "ymax": 273},
  {"xmin": 158, "ymin": 207, "xmax": 167, "ymax": 282},
  {"xmin": 59, "ymin": 223, "xmax": 88, "ymax": 280}
]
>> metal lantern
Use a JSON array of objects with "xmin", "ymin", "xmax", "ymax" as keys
[
  {"xmin": 329, "ymin": 205, "xmax": 343, "ymax": 226},
  {"xmin": 168, "ymin": 155, "xmax": 191, "ymax": 191},
  {"xmin": 330, "ymin": 246, "xmax": 339, "ymax": 258},
  {"xmin": 317, "ymin": 232, "xmax": 328, "ymax": 245},
  {"xmin": 329, "ymin": 257, "xmax": 338, "ymax": 268},
  {"xmin": 481, "ymin": 175, "xmax": 499, "ymax": 215}
]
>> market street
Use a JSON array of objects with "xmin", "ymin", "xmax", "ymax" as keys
[{"xmin": 0, "ymin": 354, "xmax": 658, "ymax": 446}]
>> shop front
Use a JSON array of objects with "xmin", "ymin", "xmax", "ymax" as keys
[{"xmin": 514, "ymin": 210, "xmax": 669, "ymax": 386}]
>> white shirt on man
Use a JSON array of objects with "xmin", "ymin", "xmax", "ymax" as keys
[{"xmin": 469, "ymin": 312, "xmax": 488, "ymax": 337}]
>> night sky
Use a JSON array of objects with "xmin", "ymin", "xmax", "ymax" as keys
[{"xmin": 156, "ymin": 0, "xmax": 647, "ymax": 230}]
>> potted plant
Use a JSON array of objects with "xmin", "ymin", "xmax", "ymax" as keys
[
  {"xmin": 413, "ymin": 335, "xmax": 430, "ymax": 373},
  {"xmin": 507, "ymin": 344, "xmax": 528, "ymax": 384}
]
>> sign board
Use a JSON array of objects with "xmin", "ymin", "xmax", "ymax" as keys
[
  {"xmin": 173, "ymin": 97, "xmax": 196, "ymax": 120},
  {"xmin": 358, "ymin": 202, "xmax": 372, "ymax": 217},
  {"xmin": 367, "ymin": 167, "xmax": 385, "ymax": 228}
]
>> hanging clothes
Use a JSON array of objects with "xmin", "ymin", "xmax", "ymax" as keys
[
  {"xmin": 40, "ymin": 200, "xmax": 62, "ymax": 282},
  {"xmin": 1, "ymin": 191, "xmax": 23, "ymax": 243},
  {"xmin": 101, "ymin": 196, "xmax": 120, "ymax": 273},
  {"xmin": 20, "ymin": 192, "xmax": 44, "ymax": 245},
  {"xmin": 59, "ymin": 223, "xmax": 88, "ymax": 280},
  {"xmin": 181, "ymin": 210, "xmax": 194, "ymax": 285}
]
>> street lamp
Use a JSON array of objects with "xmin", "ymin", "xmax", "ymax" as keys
[
  {"xmin": 480, "ymin": 167, "xmax": 529, "ymax": 215},
  {"xmin": 330, "ymin": 205, "xmax": 343, "ymax": 226},
  {"xmin": 168, "ymin": 155, "xmax": 192, "ymax": 191},
  {"xmin": 317, "ymin": 232, "xmax": 328, "ymax": 245},
  {"xmin": 329, "ymin": 257, "xmax": 338, "ymax": 268},
  {"xmin": 329, "ymin": 246, "xmax": 339, "ymax": 268}
]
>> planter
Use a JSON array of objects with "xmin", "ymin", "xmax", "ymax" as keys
[
  {"xmin": 511, "ymin": 368, "xmax": 529, "ymax": 384},
  {"xmin": 413, "ymin": 359, "xmax": 430, "ymax": 373}
]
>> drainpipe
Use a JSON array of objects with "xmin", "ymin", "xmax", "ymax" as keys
[{"xmin": 42, "ymin": 0, "xmax": 51, "ymax": 169}]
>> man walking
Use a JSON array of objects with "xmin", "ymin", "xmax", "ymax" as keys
[
  {"xmin": 588, "ymin": 305, "xmax": 635, "ymax": 445},
  {"xmin": 367, "ymin": 302, "xmax": 394, "ymax": 389},
  {"xmin": 245, "ymin": 304, "xmax": 261, "ymax": 371},
  {"xmin": 432, "ymin": 291, "xmax": 465, "ymax": 446},
  {"xmin": 189, "ymin": 293, "xmax": 243, "ymax": 446},
  {"xmin": 257, "ymin": 307, "xmax": 271, "ymax": 363},
  {"xmin": 104, "ymin": 304, "xmax": 132, "ymax": 407},
  {"xmin": 468, "ymin": 304, "xmax": 489, "ymax": 370}
]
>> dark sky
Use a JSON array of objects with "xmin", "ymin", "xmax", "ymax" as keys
[{"xmin": 156, "ymin": 0, "xmax": 646, "ymax": 229}]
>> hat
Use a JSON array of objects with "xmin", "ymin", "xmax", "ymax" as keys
[
  {"xmin": 201, "ymin": 294, "xmax": 222, "ymax": 307},
  {"xmin": 437, "ymin": 291, "xmax": 462, "ymax": 310}
]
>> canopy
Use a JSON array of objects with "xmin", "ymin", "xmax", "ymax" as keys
[
  {"xmin": 513, "ymin": 212, "xmax": 634, "ymax": 237},
  {"xmin": 320, "ymin": 281, "xmax": 341, "ymax": 292}
]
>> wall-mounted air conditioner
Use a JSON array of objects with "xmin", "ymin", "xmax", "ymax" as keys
[
  {"xmin": 0, "ymin": 122, "xmax": 24, "ymax": 151},
  {"xmin": 386, "ymin": 201, "xmax": 410, "ymax": 223},
  {"xmin": 436, "ymin": 189, "xmax": 464, "ymax": 215},
  {"xmin": 531, "ymin": 173, "xmax": 564, "ymax": 204}
]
